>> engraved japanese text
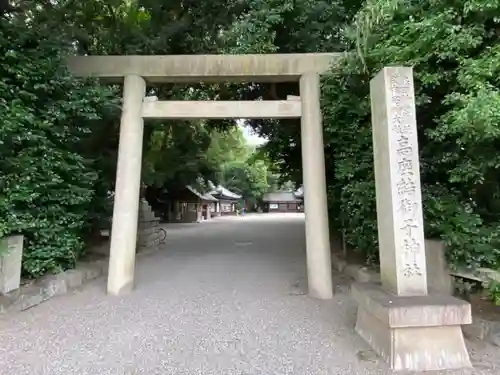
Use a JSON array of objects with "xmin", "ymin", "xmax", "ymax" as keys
[{"xmin": 390, "ymin": 70, "xmax": 423, "ymax": 278}]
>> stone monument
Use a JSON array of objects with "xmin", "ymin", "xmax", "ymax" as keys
[
  {"xmin": 351, "ymin": 67, "xmax": 472, "ymax": 371},
  {"xmin": 0, "ymin": 235, "xmax": 24, "ymax": 294}
]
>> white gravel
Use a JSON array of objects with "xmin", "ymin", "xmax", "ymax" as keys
[{"xmin": 0, "ymin": 213, "xmax": 498, "ymax": 375}]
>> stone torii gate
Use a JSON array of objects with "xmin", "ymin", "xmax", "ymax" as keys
[
  {"xmin": 67, "ymin": 54, "xmax": 472, "ymax": 372},
  {"xmin": 67, "ymin": 53, "xmax": 339, "ymax": 300}
]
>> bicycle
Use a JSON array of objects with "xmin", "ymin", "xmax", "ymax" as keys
[{"xmin": 158, "ymin": 227, "xmax": 167, "ymax": 244}]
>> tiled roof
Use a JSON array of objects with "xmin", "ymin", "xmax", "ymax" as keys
[
  {"xmin": 262, "ymin": 191, "xmax": 303, "ymax": 202},
  {"xmin": 186, "ymin": 185, "xmax": 219, "ymax": 202},
  {"xmin": 201, "ymin": 193, "xmax": 218, "ymax": 202},
  {"xmin": 208, "ymin": 185, "xmax": 242, "ymax": 200},
  {"xmin": 294, "ymin": 186, "xmax": 303, "ymax": 198}
]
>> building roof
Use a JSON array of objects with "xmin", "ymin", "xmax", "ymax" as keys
[
  {"xmin": 186, "ymin": 185, "xmax": 218, "ymax": 202},
  {"xmin": 208, "ymin": 184, "xmax": 242, "ymax": 200},
  {"xmin": 262, "ymin": 191, "xmax": 303, "ymax": 203},
  {"xmin": 201, "ymin": 193, "xmax": 218, "ymax": 202},
  {"xmin": 294, "ymin": 186, "xmax": 304, "ymax": 198}
]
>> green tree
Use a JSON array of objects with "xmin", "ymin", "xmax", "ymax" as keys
[
  {"xmin": 206, "ymin": 127, "xmax": 273, "ymax": 208},
  {"xmin": 10, "ymin": 0, "xmax": 500, "ymax": 287},
  {"xmin": 322, "ymin": 0, "xmax": 500, "ymax": 269},
  {"xmin": 54, "ymin": 0, "xmax": 248, "ymax": 200},
  {"xmin": 142, "ymin": 121, "xmax": 215, "ymax": 189},
  {"xmin": 0, "ymin": 0, "xmax": 260, "ymax": 277},
  {"xmin": 205, "ymin": 126, "xmax": 251, "ymax": 175},
  {"xmin": 0, "ymin": 9, "xmax": 117, "ymax": 276},
  {"xmin": 222, "ymin": 0, "xmax": 500, "ymax": 275},
  {"xmin": 220, "ymin": 0, "xmax": 364, "ymax": 184}
]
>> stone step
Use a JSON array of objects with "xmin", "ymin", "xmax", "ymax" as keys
[{"xmin": 138, "ymin": 200, "xmax": 161, "ymax": 222}]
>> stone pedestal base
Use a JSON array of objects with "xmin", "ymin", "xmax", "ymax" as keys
[{"xmin": 351, "ymin": 283, "xmax": 472, "ymax": 372}]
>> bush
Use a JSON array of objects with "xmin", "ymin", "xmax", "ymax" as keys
[
  {"xmin": 322, "ymin": 0, "xmax": 500, "ymax": 272},
  {"xmin": 0, "ymin": 17, "xmax": 116, "ymax": 277}
]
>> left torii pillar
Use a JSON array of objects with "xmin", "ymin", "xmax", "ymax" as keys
[{"xmin": 108, "ymin": 75, "xmax": 146, "ymax": 295}]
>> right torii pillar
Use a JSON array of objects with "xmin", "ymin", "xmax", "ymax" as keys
[{"xmin": 351, "ymin": 67, "xmax": 472, "ymax": 372}]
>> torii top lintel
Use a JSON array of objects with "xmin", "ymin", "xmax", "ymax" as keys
[{"xmin": 66, "ymin": 53, "xmax": 342, "ymax": 83}]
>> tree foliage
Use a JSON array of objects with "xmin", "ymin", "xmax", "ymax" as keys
[
  {"xmin": 222, "ymin": 0, "xmax": 500, "ymax": 273},
  {"xmin": 3, "ymin": 0, "xmax": 500, "ymax": 283},
  {"xmin": 221, "ymin": 0, "xmax": 363, "ymax": 184},
  {"xmin": 206, "ymin": 127, "xmax": 273, "ymax": 209},
  {"xmin": 0, "ymin": 0, "xmax": 246, "ymax": 276},
  {"xmin": 0, "ymin": 10, "xmax": 117, "ymax": 276},
  {"xmin": 322, "ymin": 0, "xmax": 500, "ymax": 270}
]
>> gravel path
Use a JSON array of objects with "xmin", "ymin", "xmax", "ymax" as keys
[{"xmin": 0, "ymin": 213, "xmax": 498, "ymax": 375}]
